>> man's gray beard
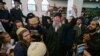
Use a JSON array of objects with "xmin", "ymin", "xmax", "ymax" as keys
[{"xmin": 53, "ymin": 22, "xmax": 62, "ymax": 31}]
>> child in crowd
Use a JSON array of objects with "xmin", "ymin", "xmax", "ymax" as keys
[
  {"xmin": 0, "ymin": 32, "xmax": 15, "ymax": 56},
  {"xmin": 82, "ymin": 32, "xmax": 91, "ymax": 43},
  {"xmin": 72, "ymin": 31, "xmax": 91, "ymax": 56},
  {"xmin": 82, "ymin": 32, "xmax": 91, "ymax": 56}
]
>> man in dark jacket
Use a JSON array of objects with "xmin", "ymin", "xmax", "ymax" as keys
[
  {"xmin": 10, "ymin": 0, "xmax": 26, "ymax": 22},
  {"xmin": 45, "ymin": 12, "xmax": 77, "ymax": 56},
  {"xmin": 0, "ymin": 0, "xmax": 11, "ymax": 33},
  {"xmin": 86, "ymin": 20, "xmax": 100, "ymax": 56},
  {"xmin": 25, "ymin": 17, "xmax": 46, "ymax": 42},
  {"xmin": 45, "ymin": 13, "xmax": 65, "ymax": 56}
]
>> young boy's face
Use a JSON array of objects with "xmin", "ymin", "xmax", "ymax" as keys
[
  {"xmin": 3, "ymin": 34, "xmax": 11, "ymax": 43},
  {"xmin": 22, "ymin": 31, "xmax": 31, "ymax": 43},
  {"xmin": 83, "ymin": 33, "xmax": 90, "ymax": 41},
  {"xmin": 16, "ymin": 22, "xmax": 23, "ymax": 29}
]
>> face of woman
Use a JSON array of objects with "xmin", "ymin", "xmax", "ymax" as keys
[{"xmin": 22, "ymin": 31, "xmax": 31, "ymax": 43}]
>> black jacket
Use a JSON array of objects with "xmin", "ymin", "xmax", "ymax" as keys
[
  {"xmin": 10, "ymin": 8, "xmax": 26, "ymax": 22},
  {"xmin": 14, "ymin": 41, "xmax": 29, "ymax": 56},
  {"xmin": 0, "ymin": 9, "xmax": 11, "ymax": 32},
  {"xmin": 0, "ymin": 10, "xmax": 10, "ymax": 20},
  {"xmin": 87, "ymin": 32, "xmax": 100, "ymax": 56},
  {"xmin": 45, "ymin": 18, "xmax": 77, "ymax": 56}
]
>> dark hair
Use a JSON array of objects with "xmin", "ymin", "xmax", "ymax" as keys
[
  {"xmin": 26, "ymin": 13, "xmax": 35, "ymax": 23},
  {"xmin": 96, "ymin": 22, "xmax": 99, "ymax": 27},
  {"xmin": 14, "ymin": 20, "xmax": 22, "ymax": 24},
  {"xmin": 54, "ymin": 13, "xmax": 62, "ymax": 17},
  {"xmin": 14, "ymin": 0, "xmax": 22, "ymax": 4},
  {"xmin": 42, "ymin": 16, "xmax": 52, "ymax": 25},
  {"xmin": 0, "ymin": 32, "xmax": 3, "ymax": 41},
  {"xmin": 92, "ymin": 20, "xmax": 99, "ymax": 27},
  {"xmin": 77, "ymin": 16, "xmax": 83, "ymax": 20},
  {"xmin": 13, "ymin": 20, "xmax": 23, "ymax": 29},
  {"xmin": 82, "ymin": 31, "xmax": 91, "ymax": 38},
  {"xmin": 0, "ymin": 32, "xmax": 9, "ymax": 42},
  {"xmin": 0, "ymin": 0, "xmax": 6, "ymax": 4}
]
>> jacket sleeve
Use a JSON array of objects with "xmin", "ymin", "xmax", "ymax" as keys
[
  {"xmin": 14, "ymin": 44, "xmax": 26, "ymax": 56},
  {"xmin": 5, "ymin": 10, "xmax": 11, "ymax": 21},
  {"xmin": 10, "ymin": 9, "xmax": 15, "ymax": 21},
  {"xmin": 64, "ymin": 16, "xmax": 77, "ymax": 31},
  {"xmin": 20, "ymin": 9, "xmax": 26, "ymax": 18}
]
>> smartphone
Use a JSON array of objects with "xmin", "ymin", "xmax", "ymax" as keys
[{"xmin": 76, "ymin": 44, "xmax": 85, "ymax": 56}]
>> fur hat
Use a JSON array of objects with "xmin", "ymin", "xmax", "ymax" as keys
[
  {"xmin": 26, "ymin": 13, "xmax": 35, "ymax": 23},
  {"xmin": 27, "ymin": 42, "xmax": 47, "ymax": 56},
  {"xmin": 14, "ymin": 0, "xmax": 22, "ymax": 4},
  {"xmin": 29, "ymin": 17, "xmax": 39, "ymax": 25},
  {"xmin": 16, "ymin": 27, "xmax": 27, "ymax": 36},
  {"xmin": 0, "ymin": 0, "xmax": 6, "ymax": 4}
]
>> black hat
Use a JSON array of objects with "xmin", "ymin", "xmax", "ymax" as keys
[
  {"xmin": 54, "ymin": 13, "xmax": 62, "ymax": 17},
  {"xmin": 0, "ymin": 0, "xmax": 6, "ymax": 5},
  {"xmin": 14, "ymin": 0, "xmax": 22, "ymax": 4},
  {"xmin": 25, "ymin": 13, "xmax": 35, "ymax": 23}
]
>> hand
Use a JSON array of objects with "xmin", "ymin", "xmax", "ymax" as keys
[
  {"xmin": 6, "ymin": 48, "xmax": 11, "ymax": 56},
  {"xmin": 72, "ymin": 4, "xmax": 77, "ymax": 17},
  {"xmin": 83, "ymin": 50, "xmax": 91, "ymax": 56}
]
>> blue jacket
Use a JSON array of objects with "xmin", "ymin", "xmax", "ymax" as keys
[{"xmin": 14, "ymin": 42, "xmax": 28, "ymax": 56}]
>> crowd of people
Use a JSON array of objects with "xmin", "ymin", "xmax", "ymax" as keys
[{"xmin": 0, "ymin": 0, "xmax": 100, "ymax": 56}]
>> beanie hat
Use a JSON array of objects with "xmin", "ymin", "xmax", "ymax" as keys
[
  {"xmin": 27, "ymin": 42, "xmax": 47, "ymax": 56},
  {"xmin": 29, "ymin": 17, "xmax": 39, "ymax": 25},
  {"xmin": 16, "ymin": 27, "xmax": 27, "ymax": 36}
]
